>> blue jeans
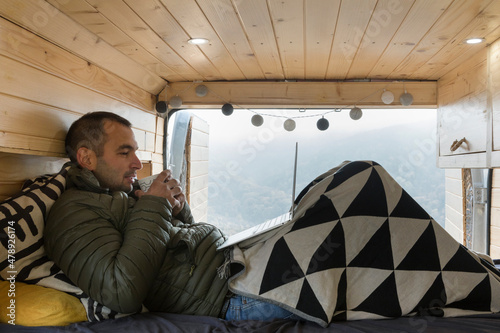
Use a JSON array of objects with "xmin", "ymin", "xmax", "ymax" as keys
[{"xmin": 224, "ymin": 294, "xmax": 300, "ymax": 321}]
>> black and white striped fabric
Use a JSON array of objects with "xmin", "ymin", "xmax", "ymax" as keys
[
  {"xmin": 0, "ymin": 164, "xmax": 133, "ymax": 321},
  {"xmin": 229, "ymin": 161, "xmax": 500, "ymax": 327}
]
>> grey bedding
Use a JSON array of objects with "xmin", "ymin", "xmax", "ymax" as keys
[{"xmin": 2, "ymin": 312, "xmax": 500, "ymax": 333}]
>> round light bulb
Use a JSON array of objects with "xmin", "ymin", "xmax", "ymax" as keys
[
  {"xmin": 169, "ymin": 96, "xmax": 182, "ymax": 108},
  {"xmin": 155, "ymin": 101, "xmax": 167, "ymax": 113},
  {"xmin": 284, "ymin": 118, "xmax": 296, "ymax": 131},
  {"xmin": 400, "ymin": 92, "xmax": 414, "ymax": 106},
  {"xmin": 381, "ymin": 90, "xmax": 394, "ymax": 104},
  {"xmin": 317, "ymin": 117, "xmax": 329, "ymax": 131},
  {"xmin": 349, "ymin": 107, "xmax": 363, "ymax": 120},
  {"xmin": 251, "ymin": 114, "xmax": 264, "ymax": 127},
  {"xmin": 195, "ymin": 85, "xmax": 208, "ymax": 97},
  {"xmin": 221, "ymin": 103, "xmax": 234, "ymax": 116}
]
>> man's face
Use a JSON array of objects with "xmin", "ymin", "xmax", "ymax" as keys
[{"xmin": 92, "ymin": 120, "xmax": 142, "ymax": 193}]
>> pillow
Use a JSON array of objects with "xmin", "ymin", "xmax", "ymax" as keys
[
  {"xmin": 0, "ymin": 280, "xmax": 87, "ymax": 326},
  {"xmin": 0, "ymin": 165, "xmax": 70, "ymax": 281},
  {"xmin": 0, "ymin": 164, "xmax": 140, "ymax": 322}
]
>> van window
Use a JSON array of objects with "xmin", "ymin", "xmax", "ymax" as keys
[{"xmin": 170, "ymin": 108, "xmax": 444, "ymax": 236}]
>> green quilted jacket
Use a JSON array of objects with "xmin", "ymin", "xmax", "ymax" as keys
[{"xmin": 44, "ymin": 164, "xmax": 228, "ymax": 316}]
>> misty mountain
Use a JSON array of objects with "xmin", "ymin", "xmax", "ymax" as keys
[{"xmin": 204, "ymin": 119, "xmax": 445, "ymax": 235}]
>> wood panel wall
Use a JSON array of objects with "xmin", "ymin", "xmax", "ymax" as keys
[
  {"xmin": 444, "ymin": 169, "xmax": 464, "ymax": 244},
  {"xmin": 491, "ymin": 169, "xmax": 500, "ymax": 259},
  {"xmin": 0, "ymin": 16, "xmax": 163, "ymax": 199}
]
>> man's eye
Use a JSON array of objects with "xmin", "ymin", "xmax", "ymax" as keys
[{"xmin": 119, "ymin": 152, "xmax": 129, "ymax": 156}]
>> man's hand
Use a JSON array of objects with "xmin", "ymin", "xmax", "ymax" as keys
[{"xmin": 135, "ymin": 170, "xmax": 185, "ymax": 216}]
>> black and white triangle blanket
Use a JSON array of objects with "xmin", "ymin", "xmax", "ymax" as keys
[{"xmin": 227, "ymin": 160, "xmax": 500, "ymax": 327}]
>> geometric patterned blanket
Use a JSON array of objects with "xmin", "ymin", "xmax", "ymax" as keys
[{"xmin": 228, "ymin": 161, "xmax": 500, "ymax": 327}]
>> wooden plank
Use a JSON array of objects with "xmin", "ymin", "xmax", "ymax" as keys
[
  {"xmin": 445, "ymin": 190, "xmax": 463, "ymax": 214},
  {"xmin": 154, "ymin": 135, "xmax": 163, "ymax": 154},
  {"xmin": 491, "ymin": 39, "xmax": 500, "ymax": 152},
  {"xmin": 159, "ymin": 0, "xmax": 245, "ymax": 80},
  {"xmin": 194, "ymin": 0, "xmax": 265, "ymax": 80},
  {"xmin": 437, "ymin": 49, "xmax": 488, "ymax": 157},
  {"xmin": 0, "ymin": 17, "xmax": 154, "ymax": 112},
  {"xmin": 0, "ymin": 131, "xmax": 65, "ymax": 156},
  {"xmin": 152, "ymin": 153, "xmax": 163, "ymax": 164},
  {"xmin": 190, "ymin": 145, "xmax": 209, "ymax": 163},
  {"xmin": 445, "ymin": 174, "xmax": 463, "ymax": 196},
  {"xmin": 430, "ymin": 24, "xmax": 500, "ymax": 81},
  {"xmin": 191, "ymin": 115, "xmax": 210, "ymax": 135},
  {"xmin": 156, "ymin": 117, "xmax": 165, "ymax": 137},
  {"xmin": 190, "ymin": 129, "xmax": 209, "ymax": 148},
  {"xmin": 492, "ymin": 169, "xmax": 500, "ymax": 188},
  {"xmin": 0, "ymin": 152, "xmax": 67, "ymax": 199},
  {"xmin": 0, "ymin": 55, "xmax": 157, "ymax": 133},
  {"xmin": 491, "ymin": 226, "xmax": 500, "ymax": 253},
  {"xmin": 444, "ymin": 215, "xmax": 463, "ymax": 244},
  {"xmin": 124, "ymin": 0, "xmax": 225, "ymax": 81},
  {"xmin": 414, "ymin": 0, "xmax": 500, "ymax": 80},
  {"xmin": 0, "ymin": 152, "xmax": 67, "ymax": 181},
  {"xmin": 438, "ymin": 154, "xmax": 488, "ymax": 168},
  {"xmin": 389, "ymin": 0, "xmax": 492, "ymax": 79},
  {"xmin": 0, "ymin": 94, "xmax": 77, "ymax": 142},
  {"xmin": 325, "ymin": 0, "xmax": 377, "ymax": 80},
  {"xmin": 84, "ymin": 0, "xmax": 201, "ymax": 81},
  {"xmin": 189, "ymin": 160, "xmax": 209, "ymax": 179},
  {"xmin": 302, "ymin": 0, "xmax": 340, "ymax": 79},
  {"xmin": 368, "ymin": 0, "xmax": 453, "ymax": 79},
  {"xmin": 233, "ymin": 0, "xmax": 284, "ymax": 80},
  {"xmin": 347, "ymin": 0, "xmax": 413, "ymax": 79},
  {"xmin": 46, "ymin": 0, "xmax": 184, "ymax": 83},
  {"xmin": 267, "ymin": 0, "xmax": 305, "ymax": 79},
  {"xmin": 490, "ymin": 245, "xmax": 500, "ymax": 260},
  {"xmin": 166, "ymin": 81, "xmax": 437, "ymax": 108},
  {"xmin": 0, "ymin": 0, "xmax": 165, "ymax": 93},
  {"xmin": 189, "ymin": 174, "xmax": 209, "ymax": 195},
  {"xmin": 445, "ymin": 168, "xmax": 463, "ymax": 180},
  {"xmin": 152, "ymin": 162, "xmax": 163, "ymax": 175},
  {"xmin": 137, "ymin": 162, "xmax": 152, "ymax": 179}
]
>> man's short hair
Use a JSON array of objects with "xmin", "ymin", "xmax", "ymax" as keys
[{"xmin": 65, "ymin": 111, "xmax": 132, "ymax": 163}]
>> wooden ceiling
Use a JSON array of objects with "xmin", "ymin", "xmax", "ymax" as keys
[{"xmin": 2, "ymin": 0, "xmax": 500, "ymax": 97}]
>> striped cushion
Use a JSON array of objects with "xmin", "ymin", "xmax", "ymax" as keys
[
  {"xmin": 0, "ymin": 165, "xmax": 69, "ymax": 282},
  {"xmin": 0, "ymin": 164, "xmax": 142, "ymax": 322}
]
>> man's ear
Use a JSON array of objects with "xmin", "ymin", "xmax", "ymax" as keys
[{"xmin": 76, "ymin": 147, "xmax": 97, "ymax": 170}]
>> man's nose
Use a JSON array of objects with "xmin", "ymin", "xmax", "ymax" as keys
[{"xmin": 132, "ymin": 153, "xmax": 143, "ymax": 170}]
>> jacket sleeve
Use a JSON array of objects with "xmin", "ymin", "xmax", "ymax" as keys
[
  {"xmin": 171, "ymin": 203, "xmax": 195, "ymax": 226},
  {"xmin": 45, "ymin": 189, "xmax": 174, "ymax": 314}
]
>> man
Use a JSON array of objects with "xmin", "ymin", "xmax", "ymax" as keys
[{"xmin": 44, "ymin": 111, "xmax": 294, "ymax": 320}]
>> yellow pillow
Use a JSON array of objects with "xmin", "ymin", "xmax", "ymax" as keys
[{"xmin": 0, "ymin": 280, "xmax": 87, "ymax": 326}]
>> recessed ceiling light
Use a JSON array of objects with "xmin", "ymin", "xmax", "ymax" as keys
[
  {"xmin": 188, "ymin": 38, "xmax": 209, "ymax": 45},
  {"xmin": 465, "ymin": 38, "xmax": 485, "ymax": 44}
]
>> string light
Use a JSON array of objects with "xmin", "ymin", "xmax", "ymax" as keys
[
  {"xmin": 381, "ymin": 89, "xmax": 394, "ymax": 104},
  {"xmin": 165, "ymin": 81, "xmax": 416, "ymax": 131},
  {"xmin": 283, "ymin": 118, "xmax": 296, "ymax": 131},
  {"xmin": 169, "ymin": 95, "xmax": 183, "ymax": 108},
  {"xmin": 221, "ymin": 103, "xmax": 234, "ymax": 116},
  {"xmin": 317, "ymin": 117, "xmax": 329, "ymax": 131},
  {"xmin": 251, "ymin": 114, "xmax": 264, "ymax": 127},
  {"xmin": 349, "ymin": 107, "xmax": 363, "ymax": 120},
  {"xmin": 399, "ymin": 81, "xmax": 414, "ymax": 106}
]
